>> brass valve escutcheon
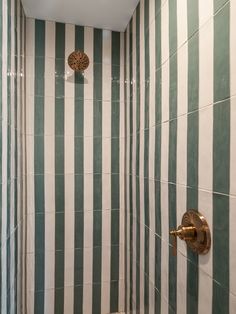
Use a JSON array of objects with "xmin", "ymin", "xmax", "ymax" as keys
[{"xmin": 169, "ymin": 210, "xmax": 211, "ymax": 256}]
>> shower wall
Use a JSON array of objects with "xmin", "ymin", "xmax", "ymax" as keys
[
  {"xmin": 25, "ymin": 18, "xmax": 125, "ymax": 314},
  {"xmin": 0, "ymin": 0, "xmax": 25, "ymax": 313},
  {"xmin": 125, "ymin": 0, "xmax": 236, "ymax": 313}
]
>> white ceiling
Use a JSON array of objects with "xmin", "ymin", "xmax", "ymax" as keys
[{"xmin": 22, "ymin": 0, "xmax": 139, "ymax": 32}]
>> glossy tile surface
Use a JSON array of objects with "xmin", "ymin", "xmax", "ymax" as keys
[{"xmin": 125, "ymin": 0, "xmax": 236, "ymax": 313}]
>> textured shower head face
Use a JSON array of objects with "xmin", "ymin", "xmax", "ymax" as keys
[{"xmin": 68, "ymin": 50, "xmax": 89, "ymax": 72}]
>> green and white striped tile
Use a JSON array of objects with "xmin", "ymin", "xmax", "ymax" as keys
[
  {"xmin": 125, "ymin": 0, "xmax": 236, "ymax": 313},
  {"xmin": 1, "ymin": 0, "xmax": 25, "ymax": 312},
  {"xmin": 25, "ymin": 17, "xmax": 125, "ymax": 314}
]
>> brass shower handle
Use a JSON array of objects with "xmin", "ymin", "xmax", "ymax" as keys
[
  {"xmin": 170, "ymin": 225, "xmax": 197, "ymax": 256},
  {"xmin": 169, "ymin": 210, "xmax": 211, "ymax": 256}
]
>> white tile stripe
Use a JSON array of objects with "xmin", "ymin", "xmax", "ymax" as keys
[
  {"xmin": 177, "ymin": 0, "xmax": 187, "ymax": 50},
  {"xmin": 177, "ymin": 0, "xmax": 188, "ymax": 118},
  {"xmin": 176, "ymin": 1, "xmax": 188, "ymax": 312},
  {"xmin": 83, "ymin": 26, "xmax": 94, "ymax": 314},
  {"xmin": 64, "ymin": 23, "xmax": 75, "ymax": 314},
  {"xmin": 198, "ymin": 2, "xmax": 213, "ymax": 313},
  {"xmin": 44, "ymin": 21, "xmax": 55, "ymax": 314},
  {"xmin": 176, "ymin": 184, "xmax": 187, "ymax": 314},
  {"xmin": 161, "ymin": 0, "xmax": 169, "ymax": 65},
  {"xmin": 160, "ymin": 1, "xmax": 169, "ymax": 310}
]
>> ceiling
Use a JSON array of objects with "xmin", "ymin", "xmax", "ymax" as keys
[{"xmin": 21, "ymin": 0, "xmax": 139, "ymax": 32}]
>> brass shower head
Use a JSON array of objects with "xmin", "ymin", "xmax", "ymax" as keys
[{"xmin": 68, "ymin": 50, "xmax": 89, "ymax": 72}]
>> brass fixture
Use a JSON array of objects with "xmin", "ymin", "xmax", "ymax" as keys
[
  {"xmin": 68, "ymin": 50, "xmax": 89, "ymax": 72},
  {"xmin": 169, "ymin": 210, "xmax": 211, "ymax": 256}
]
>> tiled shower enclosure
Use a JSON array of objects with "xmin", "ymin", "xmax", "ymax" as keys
[{"xmin": 1, "ymin": 0, "xmax": 236, "ymax": 313}]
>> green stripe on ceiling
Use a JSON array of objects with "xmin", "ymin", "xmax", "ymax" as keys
[
  {"xmin": 213, "ymin": 5, "xmax": 230, "ymax": 311},
  {"xmin": 168, "ymin": 1, "xmax": 177, "ymax": 312},
  {"xmin": 54, "ymin": 22, "xmax": 65, "ymax": 314},
  {"xmin": 129, "ymin": 18, "xmax": 133, "ymax": 313},
  {"xmin": 187, "ymin": 0, "xmax": 199, "ymax": 313},
  {"xmin": 92, "ymin": 28, "xmax": 102, "ymax": 314},
  {"xmin": 34, "ymin": 19, "xmax": 45, "ymax": 314},
  {"xmin": 74, "ymin": 24, "xmax": 84, "ymax": 314},
  {"xmin": 135, "ymin": 4, "xmax": 140, "ymax": 313},
  {"xmin": 110, "ymin": 31, "xmax": 120, "ymax": 314},
  {"xmin": 144, "ymin": 1, "xmax": 150, "ymax": 313}
]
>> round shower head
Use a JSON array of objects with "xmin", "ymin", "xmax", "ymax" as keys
[{"xmin": 68, "ymin": 50, "xmax": 89, "ymax": 72}]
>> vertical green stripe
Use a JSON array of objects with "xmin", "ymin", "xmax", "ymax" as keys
[
  {"xmin": 34, "ymin": 19, "xmax": 45, "ymax": 314},
  {"xmin": 155, "ymin": 1, "xmax": 162, "ymax": 309},
  {"xmin": 14, "ymin": 1, "xmax": 18, "ymax": 311},
  {"xmin": 214, "ymin": 4, "xmax": 230, "ymax": 105},
  {"xmin": 187, "ymin": 1, "xmax": 199, "ymax": 313},
  {"xmin": 214, "ymin": 0, "xmax": 228, "ymax": 13},
  {"xmin": 54, "ymin": 22, "xmax": 65, "ymax": 314},
  {"xmin": 213, "ymin": 2, "xmax": 230, "ymax": 313},
  {"xmin": 92, "ymin": 28, "xmax": 102, "ymax": 314},
  {"xmin": 135, "ymin": 4, "xmax": 140, "ymax": 313},
  {"xmin": 144, "ymin": 1, "xmax": 150, "ymax": 313},
  {"xmin": 74, "ymin": 25, "xmax": 84, "ymax": 314},
  {"xmin": 129, "ymin": 18, "xmax": 133, "ymax": 313},
  {"xmin": 124, "ymin": 29, "xmax": 128, "ymax": 314},
  {"xmin": 6, "ymin": 0, "xmax": 11, "ymax": 310},
  {"xmin": 168, "ymin": 1, "xmax": 177, "ymax": 312},
  {"xmin": 0, "ymin": 0, "xmax": 3, "ymax": 307},
  {"xmin": 110, "ymin": 31, "xmax": 120, "ymax": 313}
]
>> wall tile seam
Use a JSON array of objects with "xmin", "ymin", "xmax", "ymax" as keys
[
  {"xmin": 130, "ymin": 229, "xmax": 232, "ymax": 293},
  {"xmin": 25, "ymin": 95, "xmax": 125, "ymax": 101},
  {"xmin": 26, "ymin": 279, "xmax": 125, "ymax": 291},
  {"xmin": 127, "ymin": 96, "xmax": 235, "ymax": 131},
  {"xmin": 125, "ymin": 175, "xmax": 234, "ymax": 194},
  {"xmin": 27, "ymin": 207, "xmax": 125, "ymax": 212},
  {"xmin": 131, "ymin": 247, "xmax": 236, "ymax": 298},
  {"xmin": 130, "ymin": 1, "xmax": 229, "ymax": 66},
  {"xmin": 25, "ymin": 134, "xmax": 126, "ymax": 139}
]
